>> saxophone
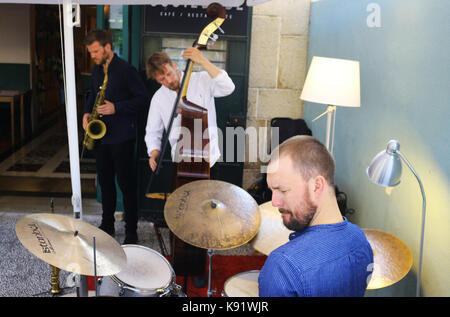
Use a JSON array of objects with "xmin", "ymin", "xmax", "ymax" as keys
[{"xmin": 83, "ymin": 61, "xmax": 109, "ymax": 151}]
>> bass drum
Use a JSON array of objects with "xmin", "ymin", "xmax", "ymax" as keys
[{"xmin": 97, "ymin": 244, "xmax": 184, "ymax": 297}]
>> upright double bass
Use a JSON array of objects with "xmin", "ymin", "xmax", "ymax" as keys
[{"xmin": 146, "ymin": 3, "xmax": 227, "ymax": 280}]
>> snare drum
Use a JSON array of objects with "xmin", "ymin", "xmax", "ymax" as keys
[
  {"xmin": 222, "ymin": 270, "xmax": 260, "ymax": 297},
  {"xmin": 98, "ymin": 245, "xmax": 183, "ymax": 297}
]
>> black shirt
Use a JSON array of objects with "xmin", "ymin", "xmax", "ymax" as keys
[{"xmin": 84, "ymin": 54, "xmax": 149, "ymax": 144}]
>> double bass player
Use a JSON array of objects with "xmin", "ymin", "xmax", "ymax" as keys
[
  {"xmin": 144, "ymin": 48, "xmax": 235, "ymax": 285},
  {"xmin": 144, "ymin": 48, "xmax": 234, "ymax": 172}
]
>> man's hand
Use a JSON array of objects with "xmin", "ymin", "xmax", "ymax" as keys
[
  {"xmin": 182, "ymin": 47, "xmax": 206, "ymax": 65},
  {"xmin": 182, "ymin": 47, "xmax": 221, "ymax": 78},
  {"xmin": 97, "ymin": 100, "xmax": 116, "ymax": 115},
  {"xmin": 82, "ymin": 113, "xmax": 91, "ymax": 131},
  {"xmin": 149, "ymin": 150, "xmax": 161, "ymax": 172}
]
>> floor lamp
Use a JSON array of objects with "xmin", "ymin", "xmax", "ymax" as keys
[
  {"xmin": 367, "ymin": 140, "xmax": 426, "ymax": 297},
  {"xmin": 300, "ymin": 56, "xmax": 360, "ymax": 154}
]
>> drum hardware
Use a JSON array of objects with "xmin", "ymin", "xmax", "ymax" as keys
[
  {"xmin": 164, "ymin": 180, "xmax": 261, "ymax": 251},
  {"xmin": 16, "ymin": 213, "xmax": 127, "ymax": 281},
  {"xmin": 363, "ymin": 229, "xmax": 413, "ymax": 289},
  {"xmin": 93, "ymin": 236, "xmax": 98, "ymax": 297},
  {"xmin": 97, "ymin": 245, "xmax": 184, "ymax": 297},
  {"xmin": 206, "ymin": 249, "xmax": 216, "ymax": 297},
  {"xmin": 31, "ymin": 200, "xmax": 71, "ymax": 297},
  {"xmin": 146, "ymin": 192, "xmax": 171, "ymax": 258},
  {"xmin": 49, "ymin": 198, "xmax": 61, "ymax": 295},
  {"xmin": 163, "ymin": 180, "xmax": 261, "ymax": 297}
]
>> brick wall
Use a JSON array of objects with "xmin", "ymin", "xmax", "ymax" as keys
[{"xmin": 242, "ymin": 0, "xmax": 311, "ymax": 189}]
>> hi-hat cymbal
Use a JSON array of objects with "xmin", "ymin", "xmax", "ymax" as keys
[
  {"xmin": 16, "ymin": 213, "xmax": 126, "ymax": 276},
  {"xmin": 363, "ymin": 229, "xmax": 413, "ymax": 289},
  {"xmin": 251, "ymin": 201, "xmax": 293, "ymax": 255},
  {"xmin": 164, "ymin": 180, "xmax": 261, "ymax": 250}
]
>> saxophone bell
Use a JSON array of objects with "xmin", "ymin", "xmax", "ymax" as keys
[{"xmin": 86, "ymin": 119, "xmax": 107, "ymax": 140}]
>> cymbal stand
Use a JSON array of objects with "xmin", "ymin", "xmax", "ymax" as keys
[
  {"xmin": 93, "ymin": 236, "xmax": 98, "ymax": 297},
  {"xmin": 32, "ymin": 199, "xmax": 69, "ymax": 297},
  {"xmin": 49, "ymin": 198, "xmax": 61, "ymax": 295},
  {"xmin": 207, "ymin": 249, "xmax": 216, "ymax": 297}
]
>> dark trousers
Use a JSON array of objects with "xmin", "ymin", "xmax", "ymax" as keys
[{"xmin": 95, "ymin": 140, "xmax": 137, "ymax": 233}]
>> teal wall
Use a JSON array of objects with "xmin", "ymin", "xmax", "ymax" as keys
[{"xmin": 304, "ymin": 0, "xmax": 450, "ymax": 296}]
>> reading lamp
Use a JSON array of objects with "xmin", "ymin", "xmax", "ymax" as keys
[
  {"xmin": 367, "ymin": 140, "xmax": 427, "ymax": 297},
  {"xmin": 300, "ymin": 56, "xmax": 360, "ymax": 154}
]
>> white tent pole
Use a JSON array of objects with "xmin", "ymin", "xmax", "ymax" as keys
[{"xmin": 62, "ymin": 0, "xmax": 83, "ymax": 219}]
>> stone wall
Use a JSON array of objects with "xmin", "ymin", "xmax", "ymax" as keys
[{"xmin": 242, "ymin": 0, "xmax": 311, "ymax": 189}]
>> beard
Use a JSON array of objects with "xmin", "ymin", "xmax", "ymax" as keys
[
  {"xmin": 280, "ymin": 189, "xmax": 317, "ymax": 232},
  {"xmin": 94, "ymin": 51, "xmax": 109, "ymax": 66},
  {"xmin": 167, "ymin": 72, "xmax": 181, "ymax": 91},
  {"xmin": 167, "ymin": 81, "xmax": 180, "ymax": 91}
]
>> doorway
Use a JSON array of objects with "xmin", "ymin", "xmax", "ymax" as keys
[{"xmin": 0, "ymin": 4, "xmax": 97, "ymax": 197}]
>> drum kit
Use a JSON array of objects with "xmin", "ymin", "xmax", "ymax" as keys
[{"xmin": 15, "ymin": 180, "xmax": 413, "ymax": 297}]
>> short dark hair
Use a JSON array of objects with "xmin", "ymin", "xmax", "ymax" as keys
[
  {"xmin": 270, "ymin": 135, "xmax": 335, "ymax": 186},
  {"xmin": 84, "ymin": 29, "xmax": 113, "ymax": 49},
  {"xmin": 146, "ymin": 51, "xmax": 172, "ymax": 79}
]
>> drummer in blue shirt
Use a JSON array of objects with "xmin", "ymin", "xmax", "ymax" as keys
[{"xmin": 258, "ymin": 135, "xmax": 373, "ymax": 297}]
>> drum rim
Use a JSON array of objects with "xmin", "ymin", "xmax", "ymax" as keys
[
  {"xmin": 223, "ymin": 270, "xmax": 260, "ymax": 297},
  {"xmin": 111, "ymin": 244, "xmax": 175, "ymax": 294}
]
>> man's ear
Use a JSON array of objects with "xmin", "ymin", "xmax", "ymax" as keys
[
  {"xmin": 104, "ymin": 43, "xmax": 112, "ymax": 53},
  {"xmin": 310, "ymin": 175, "xmax": 326, "ymax": 197}
]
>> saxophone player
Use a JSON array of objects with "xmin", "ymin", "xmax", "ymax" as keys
[{"xmin": 83, "ymin": 30, "xmax": 149, "ymax": 244}]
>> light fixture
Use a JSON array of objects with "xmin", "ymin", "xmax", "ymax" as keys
[
  {"xmin": 367, "ymin": 140, "xmax": 426, "ymax": 297},
  {"xmin": 300, "ymin": 56, "xmax": 360, "ymax": 154}
]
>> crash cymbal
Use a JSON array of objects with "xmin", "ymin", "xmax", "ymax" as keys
[
  {"xmin": 363, "ymin": 229, "xmax": 413, "ymax": 289},
  {"xmin": 164, "ymin": 180, "xmax": 260, "ymax": 250},
  {"xmin": 16, "ymin": 213, "xmax": 126, "ymax": 276},
  {"xmin": 250, "ymin": 201, "xmax": 293, "ymax": 255}
]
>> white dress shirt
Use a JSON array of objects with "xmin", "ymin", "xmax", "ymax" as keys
[{"xmin": 145, "ymin": 69, "xmax": 235, "ymax": 167}]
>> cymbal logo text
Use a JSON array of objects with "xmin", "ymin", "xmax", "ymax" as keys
[{"xmin": 28, "ymin": 223, "xmax": 55, "ymax": 254}]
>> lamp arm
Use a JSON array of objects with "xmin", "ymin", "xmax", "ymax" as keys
[
  {"xmin": 396, "ymin": 150, "xmax": 426, "ymax": 297},
  {"xmin": 312, "ymin": 105, "xmax": 336, "ymax": 154},
  {"xmin": 312, "ymin": 105, "xmax": 335, "ymax": 122}
]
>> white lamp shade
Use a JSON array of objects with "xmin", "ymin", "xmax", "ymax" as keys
[{"xmin": 300, "ymin": 56, "xmax": 361, "ymax": 107}]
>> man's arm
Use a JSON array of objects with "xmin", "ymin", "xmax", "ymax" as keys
[
  {"xmin": 144, "ymin": 96, "xmax": 165, "ymax": 171},
  {"xmin": 113, "ymin": 64, "xmax": 150, "ymax": 115},
  {"xmin": 258, "ymin": 252, "xmax": 304, "ymax": 297},
  {"xmin": 182, "ymin": 47, "xmax": 221, "ymax": 79},
  {"xmin": 182, "ymin": 47, "xmax": 235, "ymax": 98}
]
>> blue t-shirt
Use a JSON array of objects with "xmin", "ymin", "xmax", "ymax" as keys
[{"xmin": 258, "ymin": 218, "xmax": 373, "ymax": 297}]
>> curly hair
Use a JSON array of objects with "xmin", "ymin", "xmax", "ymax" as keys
[{"xmin": 84, "ymin": 29, "xmax": 113, "ymax": 50}]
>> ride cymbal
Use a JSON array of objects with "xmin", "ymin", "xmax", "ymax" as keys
[
  {"xmin": 363, "ymin": 229, "xmax": 413, "ymax": 289},
  {"xmin": 250, "ymin": 201, "xmax": 293, "ymax": 255},
  {"xmin": 16, "ymin": 213, "xmax": 126, "ymax": 276},
  {"xmin": 164, "ymin": 180, "xmax": 261, "ymax": 250}
]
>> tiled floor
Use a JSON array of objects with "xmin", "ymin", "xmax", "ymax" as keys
[{"xmin": 0, "ymin": 124, "xmax": 97, "ymax": 198}]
